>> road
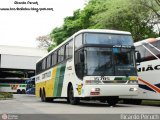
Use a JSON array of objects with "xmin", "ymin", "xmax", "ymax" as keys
[
  {"xmin": 0, "ymin": 94, "xmax": 160, "ymax": 114},
  {"xmin": 0, "ymin": 94, "xmax": 160, "ymax": 120}
]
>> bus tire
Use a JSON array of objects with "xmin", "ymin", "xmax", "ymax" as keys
[
  {"xmin": 41, "ymin": 89, "xmax": 53, "ymax": 102},
  {"xmin": 21, "ymin": 89, "xmax": 26, "ymax": 94},
  {"xmin": 41, "ymin": 90, "xmax": 45, "ymax": 102},
  {"xmin": 107, "ymin": 96, "xmax": 118, "ymax": 106},
  {"xmin": 68, "ymin": 85, "xmax": 80, "ymax": 105},
  {"xmin": 17, "ymin": 89, "xmax": 21, "ymax": 94}
]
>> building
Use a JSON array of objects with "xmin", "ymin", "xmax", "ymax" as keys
[{"xmin": 0, "ymin": 45, "xmax": 47, "ymax": 78}]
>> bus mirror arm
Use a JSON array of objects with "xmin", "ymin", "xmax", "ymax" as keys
[{"xmin": 135, "ymin": 51, "xmax": 141, "ymax": 64}]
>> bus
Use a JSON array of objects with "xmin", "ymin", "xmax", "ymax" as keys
[
  {"xmin": 35, "ymin": 29, "xmax": 139, "ymax": 106},
  {"xmin": 122, "ymin": 37, "xmax": 160, "ymax": 104},
  {"xmin": 0, "ymin": 78, "xmax": 27, "ymax": 94},
  {"xmin": 26, "ymin": 76, "xmax": 35, "ymax": 94}
]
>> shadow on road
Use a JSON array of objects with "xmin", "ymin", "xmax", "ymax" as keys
[{"xmin": 42, "ymin": 99, "xmax": 131, "ymax": 108}]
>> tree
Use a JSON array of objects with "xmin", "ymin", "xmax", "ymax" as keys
[
  {"xmin": 49, "ymin": 0, "xmax": 160, "ymax": 51},
  {"xmin": 138, "ymin": 0, "xmax": 160, "ymax": 36},
  {"xmin": 36, "ymin": 34, "xmax": 56, "ymax": 51}
]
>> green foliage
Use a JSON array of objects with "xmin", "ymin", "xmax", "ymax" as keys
[
  {"xmin": 0, "ymin": 92, "xmax": 13, "ymax": 99},
  {"xmin": 49, "ymin": 0, "xmax": 159, "ymax": 51}
]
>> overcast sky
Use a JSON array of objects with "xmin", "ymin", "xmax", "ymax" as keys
[{"xmin": 0, "ymin": 0, "xmax": 86, "ymax": 47}]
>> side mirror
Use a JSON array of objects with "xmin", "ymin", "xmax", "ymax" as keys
[{"xmin": 136, "ymin": 51, "xmax": 141, "ymax": 63}]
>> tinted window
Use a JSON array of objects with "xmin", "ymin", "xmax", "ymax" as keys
[
  {"xmin": 47, "ymin": 55, "xmax": 51, "ymax": 68},
  {"xmin": 136, "ymin": 45, "xmax": 156, "ymax": 62},
  {"xmin": 58, "ymin": 47, "xmax": 64, "ymax": 63},
  {"xmin": 0, "ymin": 79, "xmax": 26, "ymax": 84},
  {"xmin": 150, "ymin": 40, "xmax": 160, "ymax": 58},
  {"xmin": 69, "ymin": 40, "xmax": 73, "ymax": 58},
  {"xmin": 152, "ymin": 40, "xmax": 160, "ymax": 49},
  {"xmin": 75, "ymin": 34, "xmax": 83, "ymax": 50},
  {"xmin": 52, "ymin": 51, "xmax": 57, "ymax": 66},
  {"xmin": 42, "ymin": 59, "xmax": 46, "ymax": 70},
  {"xmin": 84, "ymin": 33, "xmax": 133, "ymax": 45},
  {"xmin": 65, "ymin": 44, "xmax": 69, "ymax": 59},
  {"xmin": 36, "ymin": 61, "xmax": 42, "ymax": 74},
  {"xmin": 75, "ymin": 49, "xmax": 84, "ymax": 79}
]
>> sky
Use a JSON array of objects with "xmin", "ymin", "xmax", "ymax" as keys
[{"xmin": 0, "ymin": 0, "xmax": 87, "ymax": 47}]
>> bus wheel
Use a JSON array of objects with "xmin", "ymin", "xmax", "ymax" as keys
[
  {"xmin": 17, "ymin": 89, "xmax": 21, "ymax": 94},
  {"xmin": 68, "ymin": 85, "xmax": 79, "ymax": 105},
  {"xmin": 107, "ymin": 97, "xmax": 118, "ymax": 106},
  {"xmin": 21, "ymin": 89, "xmax": 26, "ymax": 94},
  {"xmin": 41, "ymin": 90, "xmax": 45, "ymax": 102}
]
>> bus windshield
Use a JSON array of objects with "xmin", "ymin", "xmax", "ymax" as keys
[
  {"xmin": 84, "ymin": 47, "xmax": 136, "ymax": 76},
  {"xmin": 84, "ymin": 33, "xmax": 133, "ymax": 46}
]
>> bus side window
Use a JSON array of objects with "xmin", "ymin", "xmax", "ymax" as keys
[
  {"xmin": 58, "ymin": 46, "xmax": 65, "ymax": 63},
  {"xmin": 46, "ymin": 55, "xmax": 51, "ymax": 68},
  {"xmin": 75, "ymin": 34, "xmax": 83, "ymax": 50},
  {"xmin": 68, "ymin": 40, "xmax": 73, "ymax": 58},
  {"xmin": 65, "ymin": 43, "xmax": 69, "ymax": 59},
  {"xmin": 36, "ymin": 61, "xmax": 42, "ymax": 74},
  {"xmin": 52, "ymin": 51, "xmax": 57, "ymax": 66},
  {"xmin": 42, "ymin": 58, "xmax": 46, "ymax": 70},
  {"xmin": 75, "ymin": 49, "xmax": 84, "ymax": 80}
]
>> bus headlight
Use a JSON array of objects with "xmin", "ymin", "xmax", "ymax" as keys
[{"xmin": 128, "ymin": 80, "xmax": 138, "ymax": 84}]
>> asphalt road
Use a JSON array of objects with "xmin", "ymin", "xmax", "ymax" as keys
[{"xmin": 0, "ymin": 94, "xmax": 160, "ymax": 120}]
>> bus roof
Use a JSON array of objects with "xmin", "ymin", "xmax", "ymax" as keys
[
  {"xmin": 37, "ymin": 29, "xmax": 132, "ymax": 63},
  {"xmin": 134, "ymin": 37, "xmax": 160, "ymax": 46}
]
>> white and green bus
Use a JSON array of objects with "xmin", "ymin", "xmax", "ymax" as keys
[
  {"xmin": 35, "ymin": 29, "xmax": 139, "ymax": 106},
  {"xmin": 0, "ymin": 78, "xmax": 27, "ymax": 94}
]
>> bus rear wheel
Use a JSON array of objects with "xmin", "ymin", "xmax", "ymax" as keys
[
  {"xmin": 41, "ymin": 89, "xmax": 53, "ymax": 102},
  {"xmin": 21, "ymin": 89, "xmax": 26, "ymax": 94},
  {"xmin": 68, "ymin": 85, "xmax": 79, "ymax": 105},
  {"xmin": 40, "ymin": 90, "xmax": 45, "ymax": 102},
  {"xmin": 17, "ymin": 89, "xmax": 21, "ymax": 94}
]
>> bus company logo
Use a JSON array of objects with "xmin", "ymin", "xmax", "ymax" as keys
[
  {"xmin": 10, "ymin": 84, "xmax": 19, "ymax": 90},
  {"xmin": 138, "ymin": 65, "xmax": 160, "ymax": 72},
  {"xmin": 76, "ymin": 84, "xmax": 83, "ymax": 95},
  {"xmin": 2, "ymin": 114, "xmax": 8, "ymax": 120}
]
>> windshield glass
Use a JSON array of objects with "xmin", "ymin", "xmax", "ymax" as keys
[
  {"xmin": 84, "ymin": 33, "xmax": 133, "ymax": 46},
  {"xmin": 84, "ymin": 47, "xmax": 136, "ymax": 76},
  {"xmin": 113, "ymin": 48, "xmax": 136, "ymax": 76}
]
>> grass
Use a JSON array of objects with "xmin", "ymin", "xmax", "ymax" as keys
[
  {"xmin": 142, "ymin": 100, "xmax": 160, "ymax": 106},
  {"xmin": 0, "ymin": 92, "xmax": 13, "ymax": 100}
]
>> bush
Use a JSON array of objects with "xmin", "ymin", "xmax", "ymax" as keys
[{"xmin": 0, "ymin": 92, "xmax": 13, "ymax": 99}]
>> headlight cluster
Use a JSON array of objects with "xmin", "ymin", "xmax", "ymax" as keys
[{"xmin": 128, "ymin": 80, "xmax": 138, "ymax": 84}]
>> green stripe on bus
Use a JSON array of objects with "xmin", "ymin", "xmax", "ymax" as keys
[
  {"xmin": 53, "ymin": 62, "xmax": 66, "ymax": 97},
  {"xmin": 56, "ymin": 63, "xmax": 66, "ymax": 96},
  {"xmin": 0, "ymin": 84, "xmax": 10, "ymax": 87},
  {"xmin": 20, "ymin": 84, "xmax": 26, "ymax": 87},
  {"xmin": 53, "ymin": 64, "xmax": 61, "ymax": 97}
]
